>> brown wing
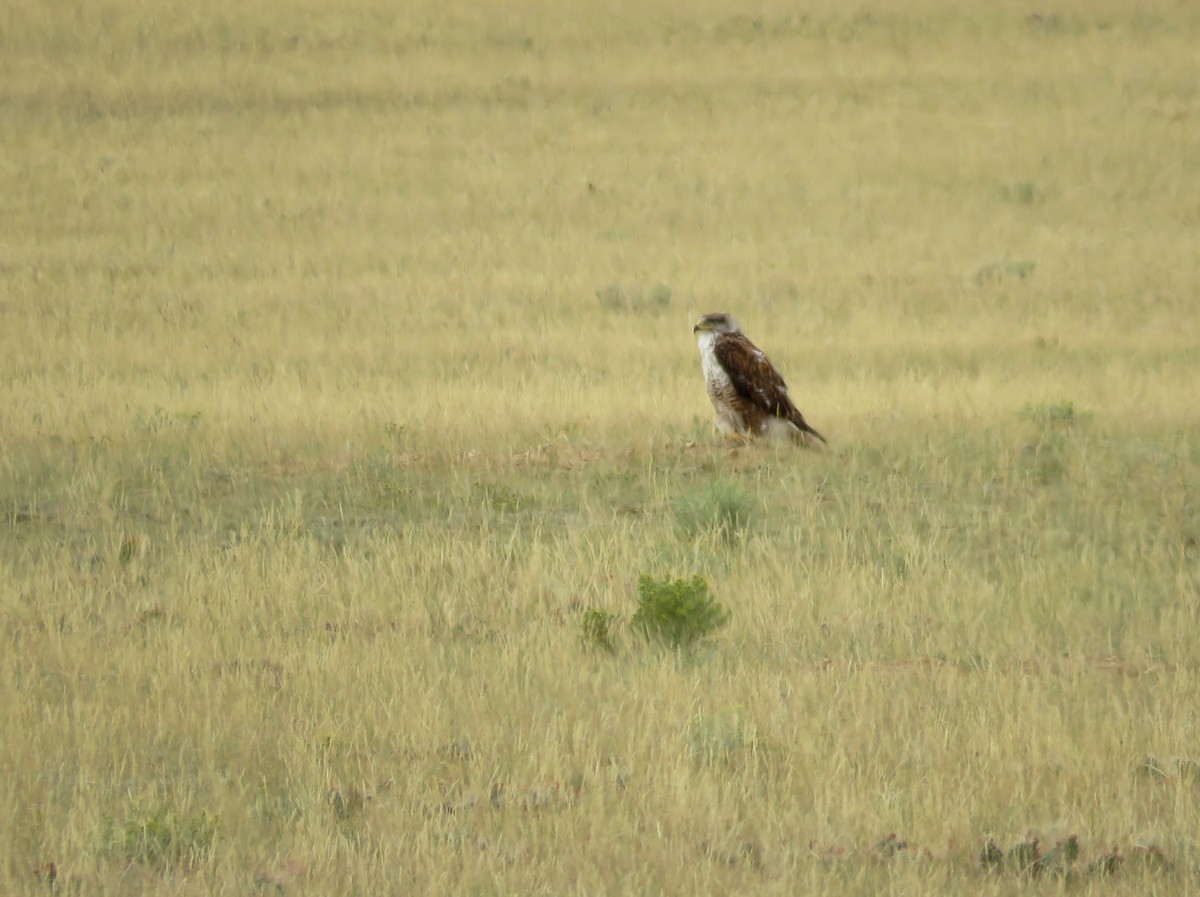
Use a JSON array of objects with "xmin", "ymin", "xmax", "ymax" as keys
[
  {"xmin": 713, "ymin": 332, "xmax": 796, "ymax": 418},
  {"xmin": 713, "ymin": 332, "xmax": 827, "ymax": 444}
]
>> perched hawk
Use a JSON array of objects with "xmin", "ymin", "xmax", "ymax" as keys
[{"xmin": 693, "ymin": 312, "xmax": 827, "ymax": 446}]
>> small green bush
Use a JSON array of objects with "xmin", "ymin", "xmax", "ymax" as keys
[{"xmin": 632, "ymin": 574, "xmax": 729, "ymax": 648}]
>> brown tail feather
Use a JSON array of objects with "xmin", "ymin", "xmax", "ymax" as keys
[{"xmin": 792, "ymin": 413, "xmax": 827, "ymax": 446}]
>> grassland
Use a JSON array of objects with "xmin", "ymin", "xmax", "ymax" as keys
[{"xmin": 2, "ymin": 0, "xmax": 1199, "ymax": 893}]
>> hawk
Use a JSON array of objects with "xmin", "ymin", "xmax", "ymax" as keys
[{"xmin": 693, "ymin": 312, "xmax": 827, "ymax": 446}]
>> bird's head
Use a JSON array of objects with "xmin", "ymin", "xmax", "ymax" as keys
[{"xmin": 693, "ymin": 312, "xmax": 741, "ymax": 335}]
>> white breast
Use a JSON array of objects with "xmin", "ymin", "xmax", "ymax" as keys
[
  {"xmin": 697, "ymin": 332, "xmax": 730, "ymax": 390},
  {"xmin": 697, "ymin": 331, "xmax": 742, "ymax": 434}
]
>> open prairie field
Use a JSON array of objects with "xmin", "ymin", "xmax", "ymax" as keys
[{"xmin": 3, "ymin": 0, "xmax": 1200, "ymax": 893}]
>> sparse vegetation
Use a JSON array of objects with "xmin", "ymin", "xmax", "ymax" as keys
[
  {"xmin": 579, "ymin": 607, "xmax": 619, "ymax": 653},
  {"xmin": 674, "ymin": 480, "xmax": 757, "ymax": 542},
  {"xmin": 1019, "ymin": 399, "xmax": 1091, "ymax": 426},
  {"xmin": 2, "ymin": 0, "xmax": 1199, "ymax": 894},
  {"xmin": 116, "ymin": 807, "xmax": 217, "ymax": 868},
  {"xmin": 688, "ymin": 706, "xmax": 755, "ymax": 765}
]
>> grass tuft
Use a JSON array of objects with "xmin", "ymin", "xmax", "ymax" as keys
[
  {"xmin": 674, "ymin": 480, "xmax": 756, "ymax": 542},
  {"xmin": 116, "ymin": 806, "xmax": 217, "ymax": 868},
  {"xmin": 579, "ymin": 607, "xmax": 620, "ymax": 653},
  {"xmin": 1018, "ymin": 399, "xmax": 1091, "ymax": 426}
]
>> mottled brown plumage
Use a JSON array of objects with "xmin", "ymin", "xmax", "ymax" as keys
[{"xmin": 693, "ymin": 312, "xmax": 826, "ymax": 445}]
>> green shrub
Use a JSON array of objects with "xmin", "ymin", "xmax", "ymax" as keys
[{"xmin": 631, "ymin": 574, "xmax": 729, "ymax": 648}]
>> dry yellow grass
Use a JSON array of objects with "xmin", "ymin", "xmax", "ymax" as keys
[{"xmin": 2, "ymin": 1, "xmax": 1199, "ymax": 893}]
